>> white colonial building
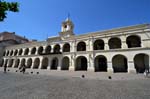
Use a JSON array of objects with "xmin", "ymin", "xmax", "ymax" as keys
[{"xmin": 1, "ymin": 18, "xmax": 150, "ymax": 73}]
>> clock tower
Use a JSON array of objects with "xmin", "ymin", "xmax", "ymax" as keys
[{"xmin": 59, "ymin": 17, "xmax": 74, "ymax": 40}]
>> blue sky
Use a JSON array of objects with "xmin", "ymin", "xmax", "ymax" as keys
[{"xmin": 0, "ymin": 0, "xmax": 150, "ymax": 41}]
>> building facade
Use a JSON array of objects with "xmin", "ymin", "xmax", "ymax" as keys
[{"xmin": 1, "ymin": 18, "xmax": 150, "ymax": 73}]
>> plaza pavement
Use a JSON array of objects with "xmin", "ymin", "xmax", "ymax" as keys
[{"xmin": 0, "ymin": 67, "xmax": 150, "ymax": 99}]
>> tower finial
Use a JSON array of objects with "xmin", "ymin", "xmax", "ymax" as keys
[{"xmin": 68, "ymin": 13, "xmax": 70, "ymax": 19}]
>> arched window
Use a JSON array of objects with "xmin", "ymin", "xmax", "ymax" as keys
[
  {"xmin": 61, "ymin": 57, "xmax": 69, "ymax": 70},
  {"xmin": 26, "ymin": 58, "xmax": 32, "ymax": 68},
  {"xmin": 19, "ymin": 49, "xmax": 23, "ymax": 55},
  {"xmin": 24, "ymin": 48, "xmax": 29, "ymax": 55},
  {"xmin": 41, "ymin": 57, "xmax": 48, "ymax": 69},
  {"xmin": 33, "ymin": 58, "xmax": 40, "ymax": 69},
  {"xmin": 14, "ymin": 50, "xmax": 18, "ymax": 56},
  {"xmin": 134, "ymin": 53, "xmax": 149, "ymax": 73},
  {"xmin": 112, "ymin": 55, "xmax": 128, "ymax": 73},
  {"xmin": 38, "ymin": 46, "xmax": 43, "ymax": 55},
  {"xmin": 108, "ymin": 37, "xmax": 121, "ymax": 49},
  {"xmin": 94, "ymin": 55, "xmax": 107, "ymax": 72},
  {"xmin": 51, "ymin": 57, "xmax": 58, "ymax": 70},
  {"xmin": 31, "ymin": 47, "xmax": 36, "ymax": 55},
  {"xmin": 63, "ymin": 43, "xmax": 70, "ymax": 52},
  {"xmin": 93, "ymin": 39, "xmax": 104, "ymax": 50},
  {"xmin": 126, "ymin": 35, "xmax": 141, "ymax": 48},
  {"xmin": 75, "ymin": 56, "xmax": 87, "ymax": 71},
  {"xmin": 77, "ymin": 41, "xmax": 86, "ymax": 51},
  {"xmin": 53, "ymin": 44, "xmax": 60, "ymax": 53},
  {"xmin": 45, "ymin": 45, "xmax": 51, "ymax": 54},
  {"xmin": 10, "ymin": 50, "xmax": 13, "ymax": 56}
]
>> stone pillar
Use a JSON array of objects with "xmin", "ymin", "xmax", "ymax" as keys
[
  {"xmin": 103, "ymin": 38, "xmax": 109, "ymax": 50},
  {"xmin": 69, "ymin": 55, "xmax": 75, "ymax": 71},
  {"xmin": 121, "ymin": 35, "xmax": 128, "ymax": 49},
  {"xmin": 128, "ymin": 61, "xmax": 136, "ymax": 73},
  {"xmin": 107, "ymin": 61, "xmax": 113, "ymax": 73},
  {"xmin": 88, "ymin": 54, "xmax": 94, "ymax": 71}
]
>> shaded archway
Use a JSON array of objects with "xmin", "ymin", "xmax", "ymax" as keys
[
  {"xmin": 14, "ymin": 50, "xmax": 18, "ymax": 56},
  {"xmin": 38, "ymin": 46, "xmax": 43, "ymax": 55},
  {"xmin": 108, "ymin": 37, "xmax": 121, "ymax": 49},
  {"xmin": 112, "ymin": 55, "xmax": 128, "ymax": 73},
  {"xmin": 77, "ymin": 41, "xmax": 86, "ymax": 51},
  {"xmin": 94, "ymin": 55, "xmax": 107, "ymax": 72},
  {"xmin": 75, "ymin": 56, "xmax": 87, "ymax": 71},
  {"xmin": 134, "ymin": 54, "xmax": 149, "ymax": 73},
  {"xmin": 0, "ymin": 59, "xmax": 4, "ymax": 67},
  {"xmin": 3, "ymin": 51, "xmax": 6, "ymax": 56},
  {"xmin": 20, "ymin": 58, "xmax": 26, "ymax": 67},
  {"xmin": 63, "ymin": 43, "xmax": 70, "ymax": 52},
  {"xmin": 61, "ymin": 57, "xmax": 69, "ymax": 70},
  {"xmin": 8, "ymin": 59, "xmax": 14, "ymax": 67},
  {"xmin": 51, "ymin": 57, "xmax": 58, "ymax": 70},
  {"xmin": 26, "ymin": 58, "xmax": 32, "ymax": 68},
  {"xmin": 45, "ymin": 45, "xmax": 51, "ymax": 54},
  {"xmin": 19, "ymin": 49, "xmax": 23, "ymax": 55},
  {"xmin": 14, "ymin": 59, "xmax": 20, "ymax": 68},
  {"xmin": 10, "ymin": 50, "xmax": 13, "ymax": 56},
  {"xmin": 53, "ymin": 44, "xmax": 60, "ymax": 53},
  {"xmin": 24, "ymin": 48, "xmax": 29, "ymax": 55},
  {"xmin": 41, "ymin": 57, "xmax": 48, "ymax": 69},
  {"xmin": 31, "ymin": 47, "xmax": 36, "ymax": 55},
  {"xmin": 6, "ymin": 51, "xmax": 9, "ymax": 56},
  {"xmin": 4, "ymin": 59, "xmax": 8, "ymax": 67},
  {"xmin": 33, "ymin": 58, "xmax": 40, "ymax": 69},
  {"xmin": 94, "ymin": 39, "xmax": 104, "ymax": 50},
  {"xmin": 126, "ymin": 35, "xmax": 141, "ymax": 48}
]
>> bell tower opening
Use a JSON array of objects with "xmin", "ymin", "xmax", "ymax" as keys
[{"xmin": 59, "ymin": 15, "xmax": 75, "ymax": 39}]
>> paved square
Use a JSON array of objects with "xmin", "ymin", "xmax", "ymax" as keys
[{"xmin": 0, "ymin": 71, "xmax": 150, "ymax": 99}]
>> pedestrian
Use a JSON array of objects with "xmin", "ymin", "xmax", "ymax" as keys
[
  {"xmin": 4, "ymin": 64, "xmax": 7, "ymax": 73},
  {"xmin": 22, "ymin": 64, "xmax": 26, "ymax": 74}
]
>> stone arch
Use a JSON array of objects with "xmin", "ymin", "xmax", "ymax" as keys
[
  {"xmin": 10, "ymin": 50, "xmax": 13, "ymax": 56},
  {"xmin": 0, "ymin": 59, "xmax": 4, "ymax": 67},
  {"xmin": 77, "ymin": 41, "xmax": 86, "ymax": 51},
  {"xmin": 94, "ymin": 39, "xmax": 104, "ymax": 50},
  {"xmin": 3, "ymin": 51, "xmax": 6, "ymax": 56},
  {"xmin": 24, "ymin": 48, "xmax": 29, "ymax": 55},
  {"xmin": 8, "ymin": 59, "xmax": 14, "ymax": 67},
  {"xmin": 14, "ymin": 59, "xmax": 20, "ymax": 68},
  {"xmin": 126, "ymin": 35, "xmax": 141, "ymax": 48},
  {"xmin": 94, "ymin": 55, "xmax": 107, "ymax": 72},
  {"xmin": 20, "ymin": 58, "xmax": 26, "ymax": 67},
  {"xmin": 4, "ymin": 59, "xmax": 8, "ymax": 67},
  {"xmin": 75, "ymin": 56, "xmax": 87, "ymax": 71},
  {"xmin": 53, "ymin": 44, "xmax": 60, "ymax": 53},
  {"xmin": 26, "ymin": 58, "xmax": 32, "ymax": 68},
  {"xmin": 41, "ymin": 57, "xmax": 48, "ymax": 69},
  {"xmin": 14, "ymin": 50, "xmax": 18, "ymax": 56},
  {"xmin": 38, "ymin": 46, "xmax": 43, "ymax": 55},
  {"xmin": 61, "ymin": 56, "xmax": 69, "ymax": 70},
  {"xmin": 134, "ymin": 53, "xmax": 149, "ymax": 73},
  {"xmin": 51, "ymin": 57, "xmax": 58, "ymax": 70},
  {"xmin": 33, "ymin": 58, "xmax": 40, "ymax": 69},
  {"xmin": 63, "ymin": 43, "xmax": 70, "ymax": 52},
  {"xmin": 19, "ymin": 49, "xmax": 23, "ymax": 55},
  {"xmin": 6, "ymin": 51, "xmax": 9, "ymax": 56},
  {"xmin": 108, "ymin": 37, "xmax": 121, "ymax": 49},
  {"xmin": 31, "ymin": 47, "xmax": 36, "ymax": 55},
  {"xmin": 112, "ymin": 54, "xmax": 128, "ymax": 73},
  {"xmin": 45, "ymin": 45, "xmax": 51, "ymax": 54}
]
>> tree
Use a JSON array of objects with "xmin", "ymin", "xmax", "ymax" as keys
[{"xmin": 0, "ymin": 0, "xmax": 19, "ymax": 21}]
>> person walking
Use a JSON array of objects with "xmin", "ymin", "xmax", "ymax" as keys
[
  {"xmin": 4, "ymin": 64, "xmax": 7, "ymax": 73},
  {"xmin": 22, "ymin": 64, "xmax": 26, "ymax": 74}
]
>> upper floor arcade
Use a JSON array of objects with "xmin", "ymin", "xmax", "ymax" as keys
[{"xmin": 2, "ymin": 24, "xmax": 150, "ymax": 57}]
